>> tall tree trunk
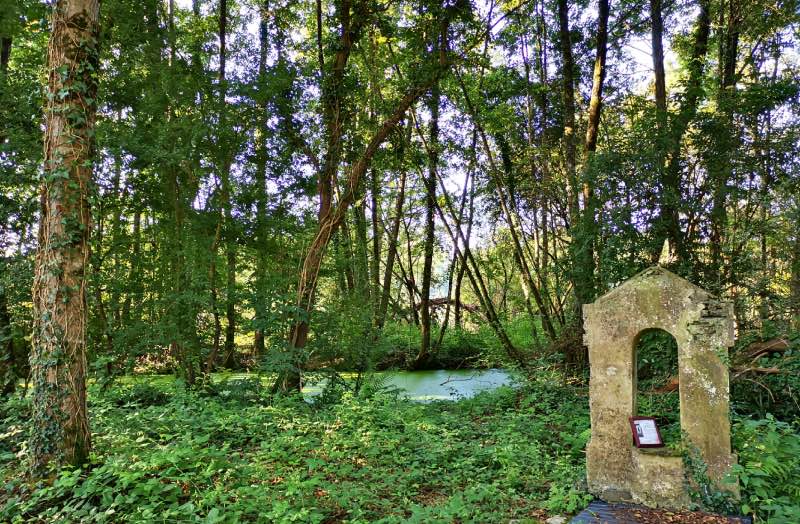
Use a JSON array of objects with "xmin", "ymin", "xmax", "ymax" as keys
[
  {"xmin": 90, "ymin": 198, "xmax": 114, "ymax": 377},
  {"xmin": 122, "ymin": 212, "xmax": 140, "ymax": 324},
  {"xmin": 708, "ymin": 0, "xmax": 739, "ymax": 291},
  {"xmin": 353, "ymin": 182, "xmax": 371, "ymax": 297},
  {"xmin": 340, "ymin": 218, "xmax": 356, "ymax": 292},
  {"xmin": 791, "ymin": 203, "xmax": 800, "ymax": 330},
  {"xmin": 277, "ymin": 79, "xmax": 446, "ymax": 392},
  {"xmin": 564, "ymin": 0, "xmax": 609, "ymax": 369},
  {"xmin": 164, "ymin": 0, "xmax": 198, "ymax": 386},
  {"xmin": 253, "ymin": 0, "xmax": 270, "ymax": 358},
  {"xmin": 223, "ymin": 242, "xmax": 236, "ymax": 368},
  {"xmin": 650, "ymin": 0, "xmax": 667, "ymax": 119},
  {"xmin": 370, "ymin": 168, "xmax": 382, "ymax": 310},
  {"xmin": 557, "ymin": 0, "xmax": 578, "ymax": 230},
  {"xmin": 0, "ymin": 32, "xmax": 9, "ymax": 145},
  {"xmin": 532, "ymin": 5, "xmax": 556, "ymax": 331},
  {"xmin": 206, "ymin": 219, "xmax": 223, "ymax": 373},
  {"xmin": 0, "ymin": 260, "xmax": 15, "ymax": 396},
  {"xmin": 0, "ymin": 37, "xmax": 9, "ymax": 75},
  {"xmin": 574, "ymin": 0, "xmax": 609, "ymax": 301},
  {"xmin": 454, "ymin": 134, "xmax": 478, "ymax": 329},
  {"xmin": 416, "ymin": 76, "xmax": 440, "ymax": 369},
  {"xmin": 402, "ymin": 218, "xmax": 420, "ymax": 326},
  {"xmin": 30, "ymin": 0, "xmax": 98, "ymax": 473},
  {"xmin": 557, "ymin": 0, "xmax": 587, "ymax": 343},
  {"xmin": 215, "ymin": 0, "xmax": 237, "ymax": 369},
  {"xmin": 650, "ymin": 0, "xmax": 679, "ymax": 262},
  {"xmin": 662, "ymin": 0, "xmax": 711, "ymax": 267},
  {"xmin": 583, "ymin": 0, "xmax": 609, "ymax": 158},
  {"xmin": 376, "ymin": 162, "xmax": 408, "ymax": 329},
  {"xmin": 0, "ymin": 35, "xmax": 10, "ymax": 144},
  {"xmin": 757, "ymin": 55, "xmax": 778, "ymax": 324}
]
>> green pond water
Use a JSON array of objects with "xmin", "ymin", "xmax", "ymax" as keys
[{"xmin": 303, "ymin": 369, "xmax": 514, "ymax": 402}]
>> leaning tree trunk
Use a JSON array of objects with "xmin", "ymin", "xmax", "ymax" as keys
[
  {"xmin": 29, "ymin": 0, "xmax": 98, "ymax": 473},
  {"xmin": 277, "ymin": 79, "xmax": 448, "ymax": 392},
  {"xmin": 274, "ymin": 1, "xmax": 458, "ymax": 392}
]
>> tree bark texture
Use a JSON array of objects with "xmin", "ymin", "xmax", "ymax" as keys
[
  {"xmin": 30, "ymin": 0, "xmax": 99, "ymax": 473},
  {"xmin": 650, "ymin": 0, "xmax": 675, "ymax": 261}
]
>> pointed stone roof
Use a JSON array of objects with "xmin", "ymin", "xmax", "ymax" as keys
[{"xmin": 592, "ymin": 265, "xmax": 712, "ymax": 306}]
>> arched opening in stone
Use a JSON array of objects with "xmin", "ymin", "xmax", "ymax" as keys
[{"xmin": 634, "ymin": 328, "xmax": 680, "ymax": 445}]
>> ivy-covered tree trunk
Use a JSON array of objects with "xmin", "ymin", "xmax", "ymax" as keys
[{"xmin": 29, "ymin": 0, "xmax": 98, "ymax": 473}]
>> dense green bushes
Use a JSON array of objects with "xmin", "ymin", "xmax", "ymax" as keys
[
  {"xmin": 375, "ymin": 322, "xmax": 493, "ymax": 369},
  {"xmin": 732, "ymin": 416, "xmax": 800, "ymax": 523}
]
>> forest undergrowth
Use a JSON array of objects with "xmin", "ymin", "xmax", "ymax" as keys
[{"xmin": 1, "ymin": 369, "xmax": 798, "ymax": 523}]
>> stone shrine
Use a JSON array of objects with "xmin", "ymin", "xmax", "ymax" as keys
[{"xmin": 583, "ymin": 266, "xmax": 737, "ymax": 508}]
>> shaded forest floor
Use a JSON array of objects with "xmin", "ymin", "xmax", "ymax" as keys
[{"xmin": 0, "ymin": 372, "xmax": 798, "ymax": 523}]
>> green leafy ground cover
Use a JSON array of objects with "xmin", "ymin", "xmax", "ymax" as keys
[{"xmin": 0, "ymin": 373, "xmax": 798, "ymax": 523}]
